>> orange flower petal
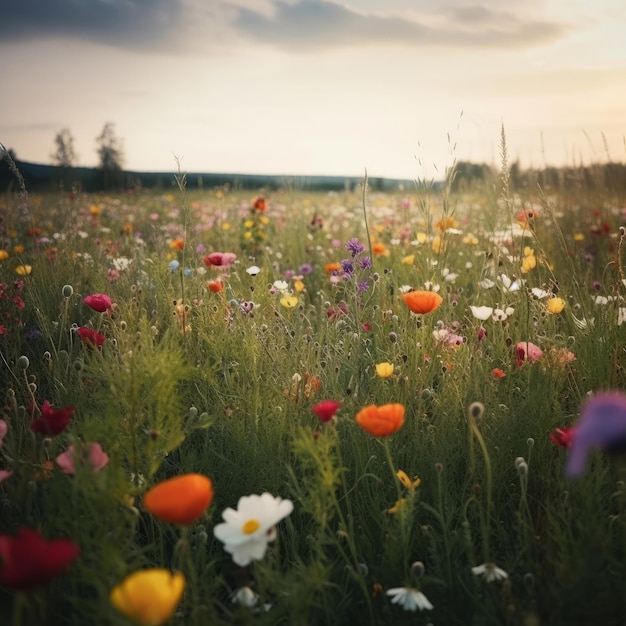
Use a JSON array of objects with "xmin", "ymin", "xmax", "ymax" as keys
[
  {"xmin": 356, "ymin": 403, "xmax": 405, "ymax": 437},
  {"xmin": 400, "ymin": 291, "xmax": 443, "ymax": 314},
  {"xmin": 144, "ymin": 474, "xmax": 213, "ymax": 524}
]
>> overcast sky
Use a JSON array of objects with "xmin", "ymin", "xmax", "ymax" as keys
[{"xmin": 1, "ymin": 0, "xmax": 624, "ymax": 179}]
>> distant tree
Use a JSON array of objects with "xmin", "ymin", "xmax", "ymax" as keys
[
  {"xmin": 96, "ymin": 122, "xmax": 124, "ymax": 189},
  {"xmin": 51, "ymin": 128, "xmax": 77, "ymax": 168}
]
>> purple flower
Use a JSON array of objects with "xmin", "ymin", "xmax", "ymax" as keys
[
  {"xmin": 566, "ymin": 391, "xmax": 626, "ymax": 478},
  {"xmin": 345, "ymin": 238, "xmax": 365, "ymax": 257},
  {"xmin": 298, "ymin": 264, "xmax": 313, "ymax": 275},
  {"xmin": 360, "ymin": 257, "xmax": 372, "ymax": 270},
  {"xmin": 357, "ymin": 281, "xmax": 369, "ymax": 292},
  {"xmin": 340, "ymin": 259, "xmax": 354, "ymax": 275}
]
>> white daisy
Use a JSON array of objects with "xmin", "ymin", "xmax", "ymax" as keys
[
  {"xmin": 471, "ymin": 562, "xmax": 509, "ymax": 583},
  {"xmin": 469, "ymin": 305, "xmax": 493, "ymax": 321},
  {"xmin": 386, "ymin": 587, "xmax": 433, "ymax": 611},
  {"xmin": 213, "ymin": 493, "xmax": 293, "ymax": 567}
]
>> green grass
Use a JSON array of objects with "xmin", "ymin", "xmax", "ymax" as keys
[{"xmin": 1, "ymin": 164, "xmax": 626, "ymax": 625}]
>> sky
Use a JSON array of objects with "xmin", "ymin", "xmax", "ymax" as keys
[{"xmin": 1, "ymin": 0, "xmax": 625, "ymax": 180}]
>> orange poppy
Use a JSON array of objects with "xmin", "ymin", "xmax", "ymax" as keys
[
  {"xmin": 143, "ymin": 474, "xmax": 213, "ymax": 524},
  {"xmin": 356, "ymin": 403, "xmax": 405, "ymax": 437},
  {"xmin": 207, "ymin": 280, "xmax": 223, "ymax": 293},
  {"xmin": 324, "ymin": 262, "xmax": 342, "ymax": 274},
  {"xmin": 169, "ymin": 238, "xmax": 184, "ymax": 251},
  {"xmin": 400, "ymin": 290, "xmax": 443, "ymax": 314},
  {"xmin": 372, "ymin": 242, "xmax": 388, "ymax": 256}
]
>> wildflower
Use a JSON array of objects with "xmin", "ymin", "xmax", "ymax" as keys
[
  {"xmin": 0, "ymin": 250, "xmax": 8, "ymax": 261},
  {"xmin": 168, "ymin": 237, "xmax": 184, "ymax": 250},
  {"xmin": 516, "ymin": 341, "xmax": 543, "ymax": 365},
  {"xmin": 402, "ymin": 254, "xmax": 414, "ymax": 265},
  {"xmin": 280, "ymin": 295, "xmax": 298, "ymax": 309},
  {"xmin": 387, "ymin": 498, "xmax": 407, "ymax": 514},
  {"xmin": 356, "ymin": 403, "xmax": 405, "ymax": 437},
  {"xmin": 521, "ymin": 247, "xmax": 536, "ymax": 273},
  {"xmin": 30, "ymin": 401, "xmax": 75, "ymax": 436},
  {"xmin": 549, "ymin": 426, "xmax": 577, "ymax": 449},
  {"xmin": 299, "ymin": 263, "xmax": 313, "ymax": 275},
  {"xmin": 207, "ymin": 280, "xmax": 223, "ymax": 293},
  {"xmin": 396, "ymin": 469, "xmax": 421, "ymax": 490},
  {"xmin": 470, "ymin": 305, "xmax": 493, "ymax": 321},
  {"xmin": 76, "ymin": 327, "xmax": 106, "ymax": 347},
  {"xmin": 375, "ymin": 362, "xmax": 394, "ymax": 378},
  {"xmin": 144, "ymin": 474, "xmax": 214, "ymax": 524},
  {"xmin": 246, "ymin": 265, "xmax": 261, "ymax": 276},
  {"xmin": 566, "ymin": 391, "xmax": 626, "ymax": 478},
  {"xmin": 400, "ymin": 290, "xmax": 443, "ymax": 315},
  {"xmin": 546, "ymin": 297, "xmax": 566, "ymax": 314},
  {"xmin": 0, "ymin": 527, "xmax": 80, "ymax": 591},
  {"xmin": 325, "ymin": 262, "xmax": 342, "ymax": 274},
  {"xmin": 203, "ymin": 252, "xmax": 237, "ymax": 268},
  {"xmin": 471, "ymin": 562, "xmax": 509, "ymax": 583},
  {"xmin": 386, "ymin": 586, "xmax": 433, "ymax": 611},
  {"xmin": 232, "ymin": 586, "xmax": 259, "ymax": 607},
  {"xmin": 15, "ymin": 265, "xmax": 32, "ymax": 276},
  {"xmin": 0, "ymin": 419, "xmax": 6, "ymax": 445},
  {"xmin": 372, "ymin": 242, "xmax": 388, "ymax": 256},
  {"xmin": 55, "ymin": 442, "xmax": 109, "ymax": 476},
  {"xmin": 83, "ymin": 293, "xmax": 113, "ymax": 313},
  {"xmin": 213, "ymin": 493, "xmax": 293, "ymax": 566},
  {"xmin": 168, "ymin": 260, "xmax": 180, "ymax": 273},
  {"xmin": 312, "ymin": 400, "xmax": 341, "ymax": 423},
  {"xmin": 491, "ymin": 368, "xmax": 506, "ymax": 379},
  {"xmin": 0, "ymin": 470, "xmax": 12, "ymax": 484},
  {"xmin": 110, "ymin": 569, "xmax": 185, "ymax": 626},
  {"xmin": 253, "ymin": 196, "xmax": 267, "ymax": 211},
  {"xmin": 345, "ymin": 238, "xmax": 366, "ymax": 257}
]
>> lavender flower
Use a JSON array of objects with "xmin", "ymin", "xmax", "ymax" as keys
[
  {"xmin": 341, "ymin": 259, "xmax": 355, "ymax": 276},
  {"xmin": 298, "ymin": 264, "xmax": 313, "ymax": 275},
  {"xmin": 357, "ymin": 281, "xmax": 369, "ymax": 292},
  {"xmin": 566, "ymin": 391, "xmax": 626, "ymax": 478},
  {"xmin": 345, "ymin": 238, "xmax": 365, "ymax": 257},
  {"xmin": 360, "ymin": 257, "xmax": 372, "ymax": 270}
]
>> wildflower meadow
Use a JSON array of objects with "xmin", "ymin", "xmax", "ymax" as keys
[{"xmin": 1, "ymin": 144, "xmax": 626, "ymax": 626}]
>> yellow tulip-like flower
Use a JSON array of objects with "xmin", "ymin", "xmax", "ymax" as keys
[
  {"xmin": 396, "ymin": 469, "xmax": 421, "ymax": 491},
  {"xmin": 293, "ymin": 279, "xmax": 305, "ymax": 293},
  {"xmin": 375, "ymin": 362, "xmax": 394, "ymax": 378},
  {"xmin": 15, "ymin": 265, "xmax": 32, "ymax": 276},
  {"xmin": 13, "ymin": 244, "xmax": 25, "ymax": 255},
  {"xmin": 402, "ymin": 254, "xmax": 415, "ymax": 266},
  {"xmin": 546, "ymin": 297, "xmax": 566, "ymax": 314},
  {"xmin": 431, "ymin": 235, "xmax": 443, "ymax": 254},
  {"xmin": 110, "ymin": 569, "xmax": 185, "ymax": 626},
  {"xmin": 387, "ymin": 498, "xmax": 407, "ymax": 514},
  {"xmin": 521, "ymin": 247, "xmax": 536, "ymax": 273},
  {"xmin": 280, "ymin": 295, "xmax": 299, "ymax": 309}
]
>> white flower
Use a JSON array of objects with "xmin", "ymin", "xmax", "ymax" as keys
[
  {"xmin": 618, "ymin": 308, "xmax": 626, "ymax": 326},
  {"xmin": 246, "ymin": 265, "xmax": 261, "ymax": 276},
  {"xmin": 213, "ymin": 493, "xmax": 293, "ymax": 567},
  {"xmin": 498, "ymin": 274, "xmax": 524, "ymax": 292},
  {"xmin": 232, "ymin": 586, "xmax": 258, "ymax": 607},
  {"xmin": 469, "ymin": 305, "xmax": 493, "ymax": 321},
  {"xmin": 479, "ymin": 278, "xmax": 495, "ymax": 289},
  {"xmin": 530, "ymin": 287, "xmax": 550, "ymax": 299},
  {"xmin": 492, "ymin": 306, "xmax": 515, "ymax": 322},
  {"xmin": 112, "ymin": 256, "xmax": 132, "ymax": 271},
  {"xmin": 272, "ymin": 280, "xmax": 289, "ymax": 293},
  {"xmin": 386, "ymin": 587, "xmax": 433, "ymax": 611},
  {"xmin": 471, "ymin": 562, "xmax": 509, "ymax": 583}
]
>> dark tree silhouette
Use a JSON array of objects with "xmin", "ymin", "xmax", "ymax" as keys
[
  {"xmin": 51, "ymin": 128, "xmax": 77, "ymax": 169},
  {"xmin": 96, "ymin": 122, "xmax": 124, "ymax": 189}
]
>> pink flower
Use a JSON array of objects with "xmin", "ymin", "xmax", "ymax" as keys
[
  {"xmin": 0, "ymin": 470, "xmax": 12, "ymax": 484},
  {"xmin": 0, "ymin": 419, "xmax": 7, "ymax": 446},
  {"xmin": 55, "ymin": 443, "xmax": 109, "ymax": 476},
  {"xmin": 312, "ymin": 400, "xmax": 341, "ymax": 423},
  {"xmin": 516, "ymin": 341, "xmax": 543, "ymax": 366},
  {"xmin": 83, "ymin": 293, "xmax": 112, "ymax": 313},
  {"xmin": 550, "ymin": 426, "xmax": 577, "ymax": 449},
  {"xmin": 76, "ymin": 327, "xmax": 106, "ymax": 347},
  {"xmin": 203, "ymin": 252, "xmax": 237, "ymax": 268}
]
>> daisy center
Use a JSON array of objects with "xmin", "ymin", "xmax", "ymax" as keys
[{"xmin": 242, "ymin": 519, "xmax": 260, "ymax": 534}]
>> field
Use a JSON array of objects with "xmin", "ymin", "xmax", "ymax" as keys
[{"xmin": 1, "ymin": 157, "xmax": 626, "ymax": 626}]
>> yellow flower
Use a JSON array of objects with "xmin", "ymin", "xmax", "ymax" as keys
[
  {"xmin": 573, "ymin": 233, "xmax": 584, "ymax": 242},
  {"xmin": 280, "ymin": 295, "xmax": 299, "ymax": 309},
  {"xmin": 293, "ymin": 279, "xmax": 305, "ymax": 293},
  {"xmin": 402, "ymin": 254, "xmax": 415, "ymax": 266},
  {"xmin": 244, "ymin": 219, "xmax": 254, "ymax": 228},
  {"xmin": 221, "ymin": 222, "xmax": 231, "ymax": 231},
  {"xmin": 89, "ymin": 204, "xmax": 102, "ymax": 216},
  {"xmin": 387, "ymin": 498, "xmax": 407, "ymax": 514},
  {"xmin": 546, "ymin": 297, "xmax": 566, "ymax": 314},
  {"xmin": 13, "ymin": 244, "xmax": 25, "ymax": 255},
  {"xmin": 259, "ymin": 216, "xmax": 270, "ymax": 225},
  {"xmin": 215, "ymin": 190, "xmax": 224, "ymax": 198},
  {"xmin": 521, "ymin": 247, "xmax": 536, "ymax": 273},
  {"xmin": 110, "ymin": 569, "xmax": 185, "ymax": 626},
  {"xmin": 432, "ymin": 235, "xmax": 443, "ymax": 254},
  {"xmin": 15, "ymin": 265, "xmax": 32, "ymax": 276},
  {"xmin": 396, "ymin": 469, "xmax": 421, "ymax": 491},
  {"xmin": 375, "ymin": 362, "xmax": 394, "ymax": 378},
  {"xmin": 0, "ymin": 250, "xmax": 8, "ymax": 261},
  {"xmin": 243, "ymin": 231, "xmax": 252, "ymax": 240},
  {"xmin": 415, "ymin": 232, "xmax": 427, "ymax": 244},
  {"xmin": 463, "ymin": 233, "xmax": 479, "ymax": 245}
]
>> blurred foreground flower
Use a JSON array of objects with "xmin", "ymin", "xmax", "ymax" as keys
[
  {"xmin": 400, "ymin": 290, "xmax": 443, "ymax": 315},
  {"xmin": 386, "ymin": 586, "xmax": 433, "ymax": 611},
  {"xmin": 144, "ymin": 474, "xmax": 214, "ymax": 524},
  {"xmin": 213, "ymin": 493, "xmax": 293, "ymax": 566},
  {"xmin": 110, "ymin": 569, "xmax": 185, "ymax": 626},
  {"xmin": 550, "ymin": 426, "xmax": 577, "ymax": 449},
  {"xmin": 567, "ymin": 391, "xmax": 626, "ymax": 478},
  {"xmin": 356, "ymin": 403, "xmax": 405, "ymax": 437},
  {"xmin": 30, "ymin": 401, "xmax": 75, "ymax": 436},
  {"xmin": 83, "ymin": 293, "xmax": 112, "ymax": 313},
  {"xmin": 471, "ymin": 562, "xmax": 509, "ymax": 583},
  {"xmin": 55, "ymin": 442, "xmax": 109, "ymax": 475},
  {"xmin": 311, "ymin": 400, "xmax": 341, "ymax": 423},
  {"xmin": 0, "ymin": 527, "xmax": 80, "ymax": 591}
]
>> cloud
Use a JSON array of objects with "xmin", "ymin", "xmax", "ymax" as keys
[
  {"xmin": 233, "ymin": 0, "xmax": 570, "ymax": 51},
  {"xmin": 0, "ymin": 0, "xmax": 186, "ymax": 49}
]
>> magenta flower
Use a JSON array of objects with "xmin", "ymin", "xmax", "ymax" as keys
[
  {"xmin": 567, "ymin": 391, "xmax": 626, "ymax": 478},
  {"xmin": 516, "ymin": 341, "xmax": 543, "ymax": 365},
  {"xmin": 55, "ymin": 442, "xmax": 109, "ymax": 476},
  {"xmin": 83, "ymin": 293, "xmax": 112, "ymax": 312},
  {"xmin": 76, "ymin": 327, "xmax": 106, "ymax": 347},
  {"xmin": 203, "ymin": 252, "xmax": 237, "ymax": 268},
  {"xmin": 0, "ymin": 419, "xmax": 7, "ymax": 446},
  {"xmin": 312, "ymin": 400, "xmax": 341, "ymax": 423},
  {"xmin": 30, "ymin": 401, "xmax": 75, "ymax": 436},
  {"xmin": 0, "ymin": 470, "xmax": 12, "ymax": 484}
]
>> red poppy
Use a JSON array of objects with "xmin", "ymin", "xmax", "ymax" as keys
[
  {"xmin": 203, "ymin": 252, "xmax": 237, "ymax": 268},
  {"xmin": 491, "ymin": 368, "xmax": 506, "ymax": 379},
  {"xmin": 400, "ymin": 290, "xmax": 443, "ymax": 315},
  {"xmin": 549, "ymin": 426, "xmax": 577, "ymax": 449},
  {"xmin": 83, "ymin": 293, "xmax": 112, "ymax": 313},
  {"xmin": 76, "ymin": 327, "xmax": 106, "ymax": 347},
  {"xmin": 253, "ymin": 196, "xmax": 267, "ymax": 212},
  {"xmin": 312, "ymin": 400, "xmax": 341, "ymax": 423},
  {"xmin": 207, "ymin": 280, "xmax": 223, "ymax": 293},
  {"xmin": 0, "ymin": 527, "xmax": 80, "ymax": 591},
  {"xmin": 30, "ymin": 401, "xmax": 75, "ymax": 436}
]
